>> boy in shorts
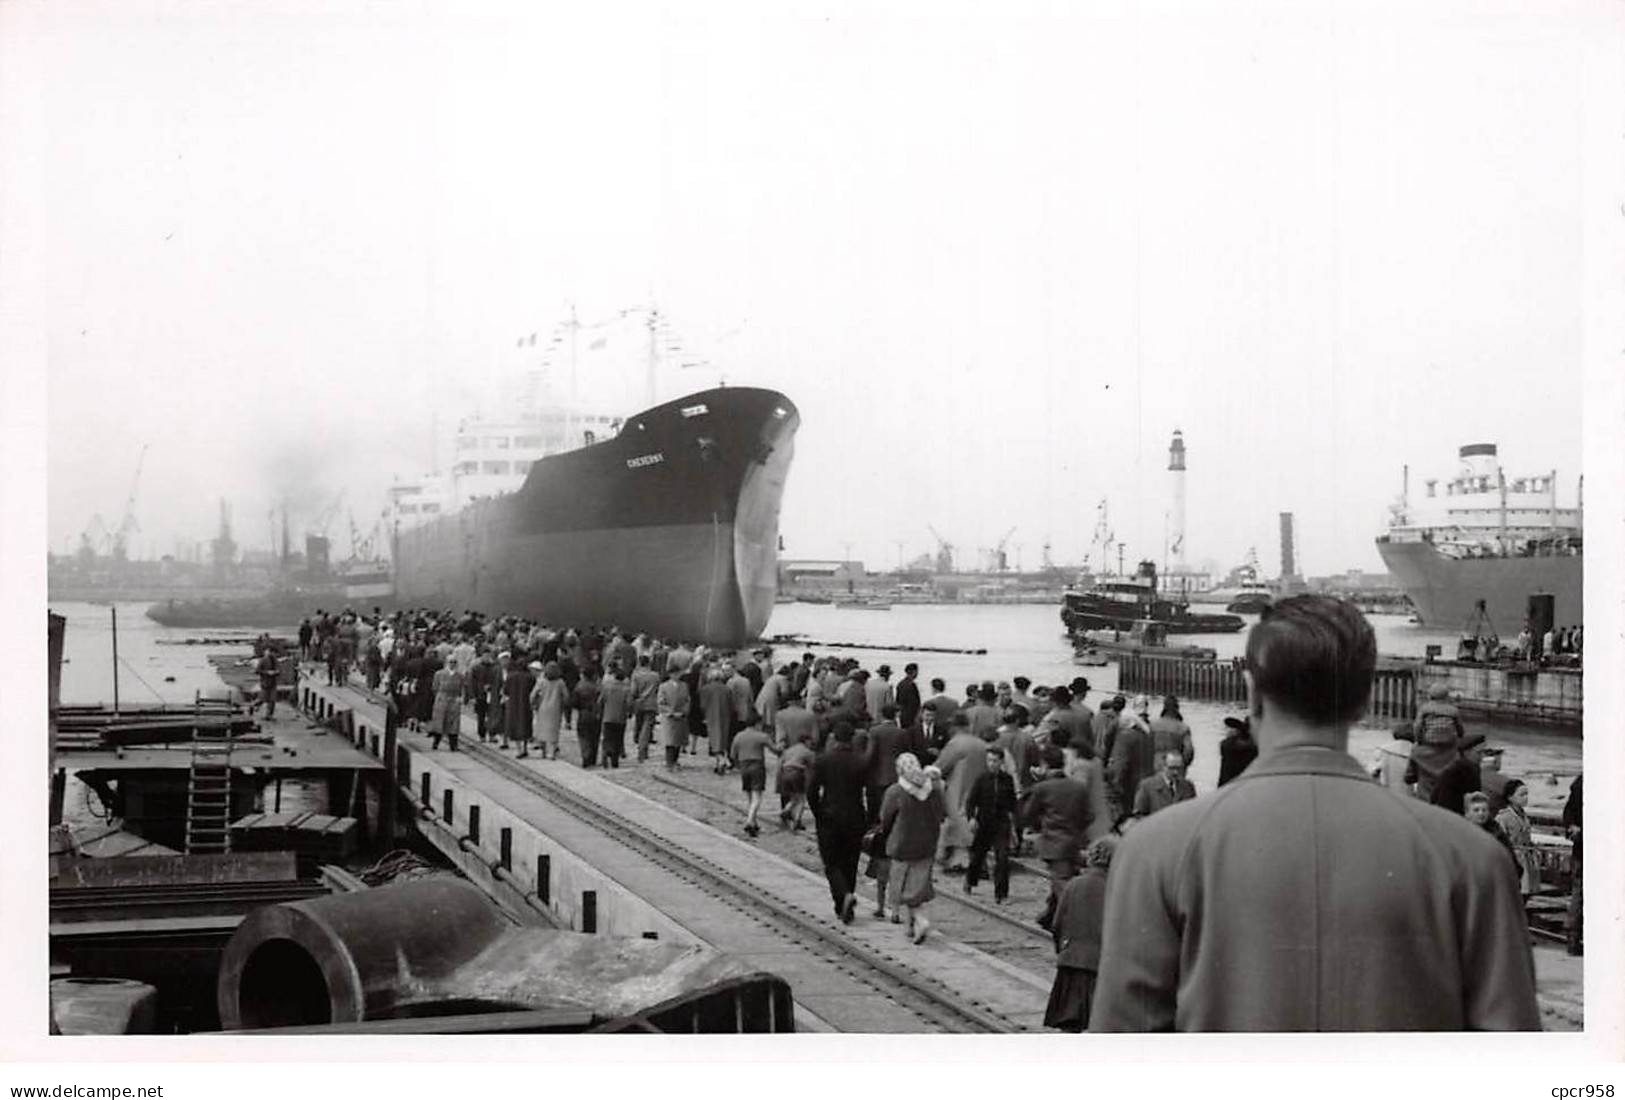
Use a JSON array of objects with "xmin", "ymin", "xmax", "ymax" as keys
[{"xmin": 730, "ymin": 715, "xmax": 776, "ymax": 837}]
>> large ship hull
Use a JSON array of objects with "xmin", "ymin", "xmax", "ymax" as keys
[
  {"xmin": 393, "ymin": 387, "xmax": 798, "ymax": 648},
  {"xmin": 1375, "ymin": 537, "xmax": 1582, "ymax": 636}
]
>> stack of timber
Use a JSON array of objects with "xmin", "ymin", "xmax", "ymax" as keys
[
  {"xmin": 230, "ymin": 812, "xmax": 359, "ymax": 874},
  {"xmin": 56, "ymin": 702, "xmax": 260, "ymax": 751}
]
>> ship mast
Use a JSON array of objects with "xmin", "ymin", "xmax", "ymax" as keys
[
  {"xmin": 567, "ymin": 303, "xmax": 579, "ymax": 447},
  {"xmin": 1497, "ymin": 467, "xmax": 1508, "ymax": 556},
  {"xmin": 645, "ymin": 306, "xmax": 660, "ymax": 408}
]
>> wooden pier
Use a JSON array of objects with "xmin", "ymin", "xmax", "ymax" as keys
[{"xmin": 1117, "ymin": 652, "xmax": 1579, "ymax": 729}]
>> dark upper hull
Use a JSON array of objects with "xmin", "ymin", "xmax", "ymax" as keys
[{"xmin": 392, "ymin": 387, "xmax": 798, "ymax": 647}]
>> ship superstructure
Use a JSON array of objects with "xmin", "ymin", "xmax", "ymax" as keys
[{"xmin": 1375, "ymin": 443, "xmax": 1581, "ymax": 636}]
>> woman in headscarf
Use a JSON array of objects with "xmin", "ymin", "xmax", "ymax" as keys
[
  {"xmin": 1044, "ymin": 834, "xmax": 1116, "ymax": 1032},
  {"xmin": 877, "ymin": 753, "xmax": 947, "ymax": 943},
  {"xmin": 530, "ymin": 661, "xmax": 568, "ymax": 761}
]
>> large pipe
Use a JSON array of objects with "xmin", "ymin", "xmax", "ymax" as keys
[{"xmin": 217, "ymin": 878, "xmax": 775, "ymax": 1030}]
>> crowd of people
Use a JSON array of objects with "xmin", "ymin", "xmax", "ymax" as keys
[
  {"xmin": 286, "ymin": 594, "xmax": 1571, "ymax": 1032},
  {"xmin": 1457, "ymin": 622, "xmax": 1582, "ymax": 666}
]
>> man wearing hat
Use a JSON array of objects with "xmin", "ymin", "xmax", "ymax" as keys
[
  {"xmin": 1092, "ymin": 595, "xmax": 1538, "ymax": 1031},
  {"xmin": 1429, "ymin": 730, "xmax": 1488, "ymax": 816},
  {"xmin": 1216, "ymin": 715, "xmax": 1258, "ymax": 786},
  {"xmin": 865, "ymin": 664, "xmax": 895, "ymax": 727}
]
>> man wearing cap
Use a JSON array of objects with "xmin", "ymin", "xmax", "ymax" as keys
[{"xmin": 1092, "ymin": 595, "xmax": 1539, "ymax": 1031}]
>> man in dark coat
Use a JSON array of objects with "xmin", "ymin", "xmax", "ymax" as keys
[
  {"xmin": 1105, "ymin": 707, "xmax": 1154, "ymax": 825},
  {"xmin": 1430, "ymin": 731, "xmax": 1487, "ymax": 816},
  {"xmin": 255, "ymin": 648, "xmax": 281, "ymax": 719},
  {"xmin": 1092, "ymin": 595, "xmax": 1539, "ymax": 1032},
  {"xmin": 806, "ymin": 721, "xmax": 870, "ymax": 923},
  {"xmin": 1132, "ymin": 752, "xmax": 1196, "ymax": 818},
  {"xmin": 502, "ymin": 658, "xmax": 536, "ymax": 753},
  {"xmin": 468, "ymin": 649, "xmax": 497, "ymax": 741},
  {"xmin": 1216, "ymin": 715, "xmax": 1258, "ymax": 786},
  {"xmin": 1037, "ymin": 686, "xmax": 1088, "ymax": 751},
  {"xmin": 1020, "ymin": 745, "xmax": 1098, "ymax": 930},
  {"xmin": 965, "ymin": 747, "xmax": 1018, "ymax": 902},
  {"xmin": 859, "ymin": 704, "xmax": 921, "ymax": 823},
  {"xmin": 1091, "ymin": 696, "xmax": 1123, "ymax": 763},
  {"xmin": 895, "ymin": 662, "xmax": 923, "ymax": 728},
  {"xmin": 924, "ymin": 678, "xmax": 959, "ymax": 728}
]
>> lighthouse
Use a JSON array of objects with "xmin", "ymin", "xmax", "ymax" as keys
[{"xmin": 1169, "ymin": 429, "xmax": 1187, "ymax": 571}]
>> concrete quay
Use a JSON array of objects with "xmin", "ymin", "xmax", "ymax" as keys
[{"xmin": 298, "ymin": 678, "xmax": 1054, "ymax": 1033}]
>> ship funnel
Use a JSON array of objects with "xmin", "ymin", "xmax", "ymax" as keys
[{"xmin": 1457, "ymin": 442, "xmax": 1499, "ymax": 484}]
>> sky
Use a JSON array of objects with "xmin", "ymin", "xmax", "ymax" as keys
[{"xmin": 19, "ymin": 0, "xmax": 1611, "ymax": 578}]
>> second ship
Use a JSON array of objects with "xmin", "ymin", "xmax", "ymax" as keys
[{"xmin": 390, "ymin": 385, "xmax": 799, "ymax": 648}]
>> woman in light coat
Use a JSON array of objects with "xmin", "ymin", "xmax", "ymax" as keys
[
  {"xmin": 430, "ymin": 657, "xmax": 465, "ymax": 751},
  {"xmin": 1495, "ymin": 779, "xmax": 1541, "ymax": 899},
  {"xmin": 656, "ymin": 667, "xmax": 692, "ymax": 770},
  {"xmin": 530, "ymin": 661, "xmax": 568, "ymax": 761}
]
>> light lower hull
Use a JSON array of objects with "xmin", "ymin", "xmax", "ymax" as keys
[{"xmin": 1375, "ymin": 538, "xmax": 1583, "ymax": 635}]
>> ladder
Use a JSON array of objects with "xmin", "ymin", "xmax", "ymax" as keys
[{"xmin": 185, "ymin": 692, "xmax": 234, "ymax": 854}]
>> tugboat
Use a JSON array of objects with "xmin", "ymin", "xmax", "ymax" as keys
[{"xmin": 1061, "ymin": 561, "xmax": 1244, "ymax": 638}]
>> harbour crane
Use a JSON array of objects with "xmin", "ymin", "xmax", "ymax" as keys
[
  {"xmin": 78, "ymin": 514, "xmax": 111, "ymax": 560},
  {"xmin": 925, "ymin": 524, "xmax": 955, "ymax": 574},
  {"xmin": 1085, "ymin": 499, "xmax": 1115, "ymax": 576},
  {"xmin": 110, "ymin": 444, "xmax": 149, "ymax": 561},
  {"xmin": 992, "ymin": 526, "xmax": 1016, "ymax": 572},
  {"xmin": 310, "ymin": 490, "xmax": 346, "ymax": 539}
]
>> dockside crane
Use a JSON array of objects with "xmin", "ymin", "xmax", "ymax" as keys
[
  {"xmin": 78, "ymin": 514, "xmax": 111, "ymax": 561},
  {"xmin": 1085, "ymin": 499, "xmax": 1115, "ymax": 577},
  {"xmin": 310, "ymin": 490, "xmax": 346, "ymax": 539},
  {"xmin": 993, "ymin": 526, "xmax": 1016, "ymax": 572},
  {"xmin": 110, "ymin": 444, "xmax": 149, "ymax": 561},
  {"xmin": 926, "ymin": 524, "xmax": 955, "ymax": 574}
]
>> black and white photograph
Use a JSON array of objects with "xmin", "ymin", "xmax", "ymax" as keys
[{"xmin": 2, "ymin": 0, "xmax": 1621, "ymax": 1089}]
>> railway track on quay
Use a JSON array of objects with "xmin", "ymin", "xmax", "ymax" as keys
[
  {"xmin": 632, "ymin": 767, "xmax": 1058, "ymax": 945},
  {"xmin": 451, "ymin": 737, "xmax": 1027, "ymax": 1033}
]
